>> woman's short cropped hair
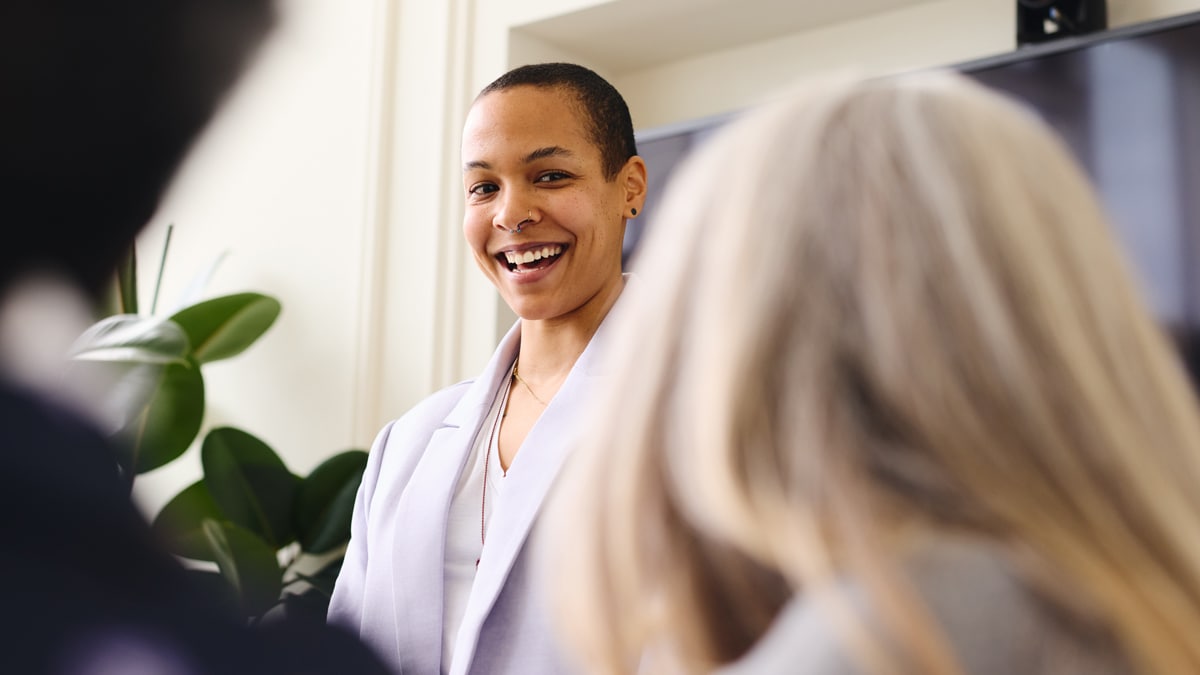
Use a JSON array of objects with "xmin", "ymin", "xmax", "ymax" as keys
[{"xmin": 479, "ymin": 62, "xmax": 637, "ymax": 180}]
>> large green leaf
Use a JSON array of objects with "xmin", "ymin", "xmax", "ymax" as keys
[
  {"xmin": 68, "ymin": 315, "xmax": 196, "ymax": 447},
  {"xmin": 202, "ymin": 427, "xmax": 298, "ymax": 548},
  {"xmin": 202, "ymin": 519, "xmax": 283, "ymax": 618},
  {"xmin": 170, "ymin": 293, "xmax": 281, "ymax": 364},
  {"xmin": 70, "ymin": 314, "xmax": 190, "ymax": 365},
  {"xmin": 115, "ymin": 359, "xmax": 205, "ymax": 474},
  {"xmin": 152, "ymin": 480, "xmax": 223, "ymax": 561},
  {"xmin": 293, "ymin": 449, "xmax": 368, "ymax": 554}
]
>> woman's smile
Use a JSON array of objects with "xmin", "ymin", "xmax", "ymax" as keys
[
  {"xmin": 498, "ymin": 243, "xmax": 566, "ymax": 271},
  {"xmin": 496, "ymin": 243, "xmax": 568, "ymax": 278}
]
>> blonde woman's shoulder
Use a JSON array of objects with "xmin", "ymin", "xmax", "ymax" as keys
[{"xmin": 716, "ymin": 540, "xmax": 1131, "ymax": 675}]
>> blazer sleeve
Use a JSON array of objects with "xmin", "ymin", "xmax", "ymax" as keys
[
  {"xmin": 327, "ymin": 420, "xmax": 396, "ymax": 633},
  {"xmin": 326, "ymin": 380, "xmax": 475, "ymax": 641}
]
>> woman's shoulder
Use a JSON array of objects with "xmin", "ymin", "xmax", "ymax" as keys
[
  {"xmin": 400, "ymin": 378, "xmax": 475, "ymax": 422},
  {"xmin": 357, "ymin": 379, "xmax": 478, "ymax": 493},
  {"xmin": 719, "ymin": 540, "xmax": 1131, "ymax": 675},
  {"xmin": 364, "ymin": 378, "xmax": 474, "ymax": 452},
  {"xmin": 374, "ymin": 378, "xmax": 476, "ymax": 450}
]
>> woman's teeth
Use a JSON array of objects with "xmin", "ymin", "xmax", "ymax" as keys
[{"xmin": 505, "ymin": 245, "xmax": 563, "ymax": 266}]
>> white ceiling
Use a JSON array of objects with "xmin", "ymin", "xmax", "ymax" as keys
[{"xmin": 516, "ymin": 0, "xmax": 935, "ymax": 73}]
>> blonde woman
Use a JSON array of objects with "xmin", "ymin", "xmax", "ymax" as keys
[{"xmin": 545, "ymin": 71, "xmax": 1200, "ymax": 675}]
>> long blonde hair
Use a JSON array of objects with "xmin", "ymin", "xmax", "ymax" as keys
[{"xmin": 545, "ymin": 71, "xmax": 1200, "ymax": 674}]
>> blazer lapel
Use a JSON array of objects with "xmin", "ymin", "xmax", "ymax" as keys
[{"xmin": 390, "ymin": 325, "xmax": 522, "ymax": 674}]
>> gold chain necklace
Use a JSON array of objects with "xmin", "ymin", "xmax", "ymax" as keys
[
  {"xmin": 478, "ymin": 358, "xmax": 550, "ymax": 568},
  {"xmin": 512, "ymin": 358, "xmax": 548, "ymax": 406}
]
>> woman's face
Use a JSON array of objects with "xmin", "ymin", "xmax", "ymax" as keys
[{"xmin": 461, "ymin": 85, "xmax": 642, "ymax": 322}]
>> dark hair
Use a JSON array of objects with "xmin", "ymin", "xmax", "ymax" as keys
[
  {"xmin": 0, "ymin": 0, "xmax": 275, "ymax": 298},
  {"xmin": 479, "ymin": 62, "xmax": 638, "ymax": 180}
]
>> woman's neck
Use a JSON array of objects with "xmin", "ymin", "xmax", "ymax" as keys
[{"xmin": 515, "ymin": 274, "xmax": 625, "ymax": 381}]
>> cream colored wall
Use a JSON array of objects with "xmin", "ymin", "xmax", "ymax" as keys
[
  {"xmin": 1111, "ymin": 0, "xmax": 1200, "ymax": 26},
  {"xmin": 131, "ymin": 0, "xmax": 1200, "ymax": 515},
  {"xmin": 132, "ymin": 0, "xmax": 383, "ymax": 515},
  {"xmin": 615, "ymin": 0, "xmax": 1014, "ymax": 129}
]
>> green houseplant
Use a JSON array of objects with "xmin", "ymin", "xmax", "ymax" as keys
[{"xmin": 70, "ymin": 235, "xmax": 365, "ymax": 624}]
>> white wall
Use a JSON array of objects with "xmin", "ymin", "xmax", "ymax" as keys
[
  {"xmin": 616, "ymin": 0, "xmax": 1014, "ymax": 129},
  {"xmin": 131, "ymin": 0, "xmax": 1200, "ymax": 516},
  {"xmin": 1111, "ymin": 0, "xmax": 1200, "ymax": 25},
  {"xmin": 132, "ymin": 0, "xmax": 382, "ymax": 515}
]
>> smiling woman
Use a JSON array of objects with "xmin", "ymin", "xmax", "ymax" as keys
[
  {"xmin": 461, "ymin": 82, "xmax": 638, "ymax": 328},
  {"xmin": 328, "ymin": 62, "xmax": 647, "ymax": 675}
]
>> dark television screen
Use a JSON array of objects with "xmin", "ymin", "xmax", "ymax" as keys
[
  {"xmin": 960, "ymin": 12, "xmax": 1200, "ymax": 330},
  {"xmin": 631, "ymin": 11, "xmax": 1200, "ymax": 369}
]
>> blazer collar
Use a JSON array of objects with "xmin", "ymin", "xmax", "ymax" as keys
[{"xmin": 443, "ymin": 323, "xmax": 522, "ymax": 430}]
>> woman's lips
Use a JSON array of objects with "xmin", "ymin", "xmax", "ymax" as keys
[{"xmin": 498, "ymin": 244, "xmax": 565, "ymax": 272}]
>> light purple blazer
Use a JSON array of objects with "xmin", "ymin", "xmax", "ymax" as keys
[{"xmin": 329, "ymin": 298, "xmax": 627, "ymax": 675}]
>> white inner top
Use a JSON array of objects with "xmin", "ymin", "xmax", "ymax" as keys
[{"xmin": 442, "ymin": 367, "xmax": 511, "ymax": 673}]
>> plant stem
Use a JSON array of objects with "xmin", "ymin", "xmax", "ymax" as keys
[
  {"xmin": 117, "ymin": 246, "xmax": 138, "ymax": 315},
  {"xmin": 151, "ymin": 224, "xmax": 174, "ymax": 315}
]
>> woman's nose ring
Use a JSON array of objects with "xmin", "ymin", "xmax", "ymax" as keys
[{"xmin": 507, "ymin": 210, "xmax": 532, "ymax": 234}]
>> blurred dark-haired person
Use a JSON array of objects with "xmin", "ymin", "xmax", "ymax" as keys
[{"xmin": 0, "ymin": 2, "xmax": 387, "ymax": 672}]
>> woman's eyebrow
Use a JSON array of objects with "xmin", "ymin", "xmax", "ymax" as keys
[
  {"xmin": 462, "ymin": 146, "xmax": 575, "ymax": 173},
  {"xmin": 524, "ymin": 146, "xmax": 574, "ymax": 163}
]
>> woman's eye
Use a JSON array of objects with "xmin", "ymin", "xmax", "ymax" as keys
[
  {"xmin": 469, "ymin": 183, "xmax": 498, "ymax": 196},
  {"xmin": 535, "ymin": 171, "xmax": 570, "ymax": 184}
]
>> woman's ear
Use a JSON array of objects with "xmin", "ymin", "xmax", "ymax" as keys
[{"xmin": 620, "ymin": 155, "xmax": 648, "ymax": 218}]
